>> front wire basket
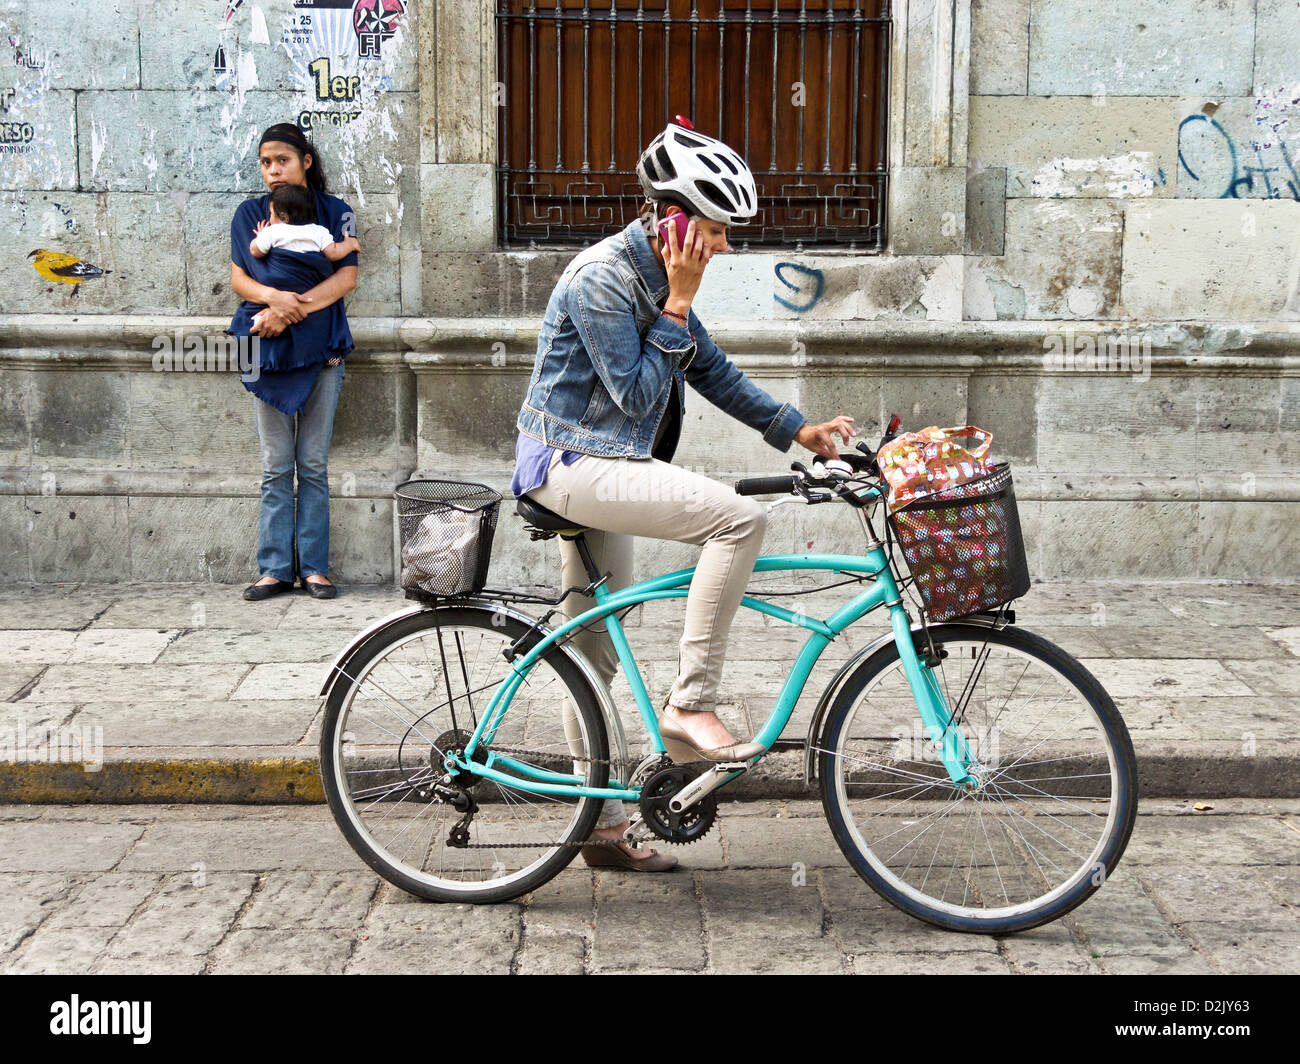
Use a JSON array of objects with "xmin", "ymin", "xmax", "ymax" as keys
[
  {"xmin": 887, "ymin": 463, "xmax": 1030, "ymax": 623},
  {"xmin": 396, "ymin": 480, "xmax": 501, "ymax": 599}
]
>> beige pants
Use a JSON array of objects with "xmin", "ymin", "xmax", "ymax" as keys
[{"xmin": 530, "ymin": 451, "xmax": 767, "ymax": 827}]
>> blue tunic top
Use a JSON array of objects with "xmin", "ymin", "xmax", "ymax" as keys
[{"xmin": 229, "ymin": 187, "xmax": 357, "ymax": 416}]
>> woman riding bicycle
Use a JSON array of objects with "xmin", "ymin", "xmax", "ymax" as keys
[{"xmin": 512, "ymin": 119, "xmax": 856, "ymax": 870}]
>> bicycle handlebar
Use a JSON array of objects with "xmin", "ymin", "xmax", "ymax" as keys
[{"xmin": 734, "ymin": 474, "xmax": 799, "ymax": 496}]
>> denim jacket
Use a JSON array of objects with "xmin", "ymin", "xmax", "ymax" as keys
[{"xmin": 516, "ymin": 220, "xmax": 806, "ymax": 459}]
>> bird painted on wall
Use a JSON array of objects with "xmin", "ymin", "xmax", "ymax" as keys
[{"xmin": 27, "ymin": 249, "xmax": 112, "ymax": 296}]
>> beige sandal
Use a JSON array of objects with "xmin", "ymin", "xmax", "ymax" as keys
[{"xmin": 658, "ymin": 704, "xmax": 764, "ymax": 764}]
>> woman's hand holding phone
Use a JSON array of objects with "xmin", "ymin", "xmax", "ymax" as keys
[{"xmin": 661, "ymin": 211, "xmax": 712, "ymax": 320}]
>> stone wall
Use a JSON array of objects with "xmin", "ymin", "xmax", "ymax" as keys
[{"xmin": 0, "ymin": 0, "xmax": 1296, "ymax": 584}]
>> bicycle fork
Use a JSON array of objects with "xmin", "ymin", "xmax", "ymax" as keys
[{"xmin": 886, "ymin": 603, "xmax": 980, "ymax": 789}]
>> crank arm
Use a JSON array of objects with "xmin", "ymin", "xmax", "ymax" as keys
[{"xmin": 667, "ymin": 762, "xmax": 747, "ymax": 814}]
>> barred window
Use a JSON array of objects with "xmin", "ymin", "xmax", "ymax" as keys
[{"xmin": 496, "ymin": 0, "xmax": 891, "ymax": 249}]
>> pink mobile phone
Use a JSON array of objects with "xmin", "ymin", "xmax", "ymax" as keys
[{"xmin": 657, "ymin": 208, "xmax": 688, "ymax": 253}]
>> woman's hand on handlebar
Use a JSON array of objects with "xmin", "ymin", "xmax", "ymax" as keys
[{"xmin": 795, "ymin": 415, "xmax": 856, "ymax": 460}]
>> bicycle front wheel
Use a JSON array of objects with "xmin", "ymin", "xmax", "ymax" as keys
[
  {"xmin": 320, "ymin": 605, "xmax": 610, "ymax": 903},
  {"xmin": 818, "ymin": 622, "xmax": 1137, "ymax": 933}
]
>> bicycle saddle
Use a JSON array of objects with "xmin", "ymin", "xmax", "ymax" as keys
[{"xmin": 515, "ymin": 495, "xmax": 590, "ymax": 535}]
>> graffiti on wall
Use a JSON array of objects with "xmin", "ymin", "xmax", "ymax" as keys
[
  {"xmin": 774, "ymin": 262, "xmax": 825, "ymax": 314},
  {"xmin": 1178, "ymin": 93, "xmax": 1300, "ymax": 201}
]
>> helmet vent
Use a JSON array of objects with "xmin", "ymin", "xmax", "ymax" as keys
[
  {"xmin": 673, "ymin": 130, "xmax": 709, "ymax": 148},
  {"xmin": 699, "ymin": 154, "xmax": 721, "ymax": 173},
  {"xmin": 695, "ymin": 179, "xmax": 734, "ymax": 213},
  {"xmin": 716, "ymin": 153, "xmax": 739, "ymax": 175},
  {"xmin": 655, "ymin": 145, "xmax": 676, "ymax": 179}
]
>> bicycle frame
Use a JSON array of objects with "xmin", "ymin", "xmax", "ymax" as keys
[{"xmin": 448, "ymin": 546, "xmax": 980, "ymax": 799}]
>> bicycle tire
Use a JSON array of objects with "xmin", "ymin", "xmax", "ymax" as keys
[
  {"xmin": 817, "ymin": 622, "xmax": 1138, "ymax": 933},
  {"xmin": 320, "ymin": 605, "xmax": 610, "ymax": 903}
]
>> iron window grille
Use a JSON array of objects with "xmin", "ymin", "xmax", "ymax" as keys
[{"xmin": 495, "ymin": 0, "xmax": 891, "ymax": 250}]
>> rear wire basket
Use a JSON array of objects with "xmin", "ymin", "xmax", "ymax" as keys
[
  {"xmin": 396, "ymin": 480, "xmax": 501, "ymax": 600},
  {"xmin": 888, "ymin": 463, "xmax": 1030, "ymax": 623}
]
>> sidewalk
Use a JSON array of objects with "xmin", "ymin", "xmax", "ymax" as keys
[
  {"xmin": 1, "ymin": 799, "xmax": 1296, "ymax": 974},
  {"xmin": 0, "ymin": 579, "xmax": 1298, "ymax": 801}
]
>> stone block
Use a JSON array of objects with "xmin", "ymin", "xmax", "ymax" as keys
[
  {"xmin": 329, "ymin": 496, "xmax": 395, "ymax": 583},
  {"xmin": 965, "ymin": 166, "xmax": 1006, "ymax": 255},
  {"xmin": 890, "ymin": 167, "xmax": 966, "ymax": 256},
  {"xmin": 342, "ymin": 192, "xmax": 405, "ymax": 316},
  {"xmin": 0, "ymin": 368, "xmax": 32, "ymax": 467},
  {"xmin": 0, "ymin": 192, "xmax": 186, "ymax": 313},
  {"xmin": 29, "ymin": 368, "xmax": 128, "ymax": 464},
  {"xmin": 127, "ymin": 364, "xmax": 258, "ymax": 469},
  {"xmin": 1198, "ymin": 502, "xmax": 1300, "ymax": 580},
  {"xmin": 902, "ymin": 0, "xmax": 962, "ymax": 167},
  {"xmin": 128, "ymin": 496, "xmax": 259, "ymax": 583},
  {"xmin": 970, "ymin": 95, "xmax": 1177, "ymax": 198},
  {"xmin": 1036, "ymin": 371, "xmax": 1197, "ymax": 473},
  {"xmin": 0, "ymin": 821, "xmax": 143, "ymax": 872},
  {"xmin": 6, "ymin": 0, "xmax": 140, "ymax": 89},
  {"xmin": 27, "ymin": 495, "xmax": 130, "ymax": 582},
  {"xmin": 423, "ymin": 0, "xmax": 494, "ymax": 164},
  {"xmin": 966, "ymin": 371, "xmax": 1038, "ymax": 463},
  {"xmin": 140, "ymin": 0, "xmax": 417, "ymax": 93},
  {"xmin": 420, "ymin": 163, "xmax": 495, "ymax": 252},
  {"xmin": 0, "ymin": 89, "xmax": 77, "ymax": 191},
  {"xmin": 880, "ymin": 372, "xmax": 969, "ymax": 431},
  {"xmin": 1254, "ymin": 0, "xmax": 1300, "ymax": 94},
  {"xmin": 1122, "ymin": 200, "xmax": 1300, "ymax": 320},
  {"xmin": 330, "ymin": 363, "xmax": 409, "ymax": 465},
  {"xmin": 1195, "ymin": 375, "xmax": 1292, "ymax": 473},
  {"xmin": 414, "ymin": 367, "xmax": 532, "ymax": 472},
  {"xmin": 78, "ymin": 89, "xmax": 417, "ymax": 195},
  {"xmin": 964, "ymin": 199, "xmax": 1123, "ymax": 319},
  {"xmin": 1028, "ymin": 0, "xmax": 1255, "ymax": 96},
  {"xmin": 421, "ymin": 251, "xmax": 571, "ymax": 318},
  {"xmin": 1037, "ymin": 501, "xmax": 1196, "ymax": 579},
  {"xmin": 971, "ymin": 0, "xmax": 1030, "ymax": 95},
  {"xmin": 693, "ymin": 254, "xmax": 776, "ymax": 322}
]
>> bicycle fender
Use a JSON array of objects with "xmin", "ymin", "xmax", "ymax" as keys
[
  {"xmin": 318, "ymin": 599, "xmax": 632, "ymax": 785},
  {"xmin": 802, "ymin": 614, "xmax": 1010, "ymax": 785}
]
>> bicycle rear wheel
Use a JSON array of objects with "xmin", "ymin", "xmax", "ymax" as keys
[
  {"xmin": 818, "ymin": 622, "xmax": 1137, "ymax": 933},
  {"xmin": 320, "ymin": 605, "xmax": 610, "ymax": 903}
]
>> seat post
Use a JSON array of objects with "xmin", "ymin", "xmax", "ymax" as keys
[{"xmin": 567, "ymin": 532, "xmax": 605, "ymax": 586}]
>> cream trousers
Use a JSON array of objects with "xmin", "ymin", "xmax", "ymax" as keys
[{"xmin": 530, "ymin": 451, "xmax": 767, "ymax": 828}]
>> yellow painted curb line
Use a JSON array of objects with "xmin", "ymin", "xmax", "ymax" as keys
[{"xmin": 0, "ymin": 758, "xmax": 325, "ymax": 803}]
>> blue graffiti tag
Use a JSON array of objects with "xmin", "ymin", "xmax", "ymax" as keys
[
  {"xmin": 1178, "ymin": 112, "xmax": 1300, "ymax": 200},
  {"xmin": 773, "ymin": 261, "xmax": 825, "ymax": 313}
]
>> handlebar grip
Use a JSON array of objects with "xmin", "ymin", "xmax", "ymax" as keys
[{"xmin": 734, "ymin": 475, "xmax": 798, "ymax": 496}]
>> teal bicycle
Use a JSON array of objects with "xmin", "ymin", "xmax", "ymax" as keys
[{"xmin": 319, "ymin": 421, "xmax": 1138, "ymax": 933}]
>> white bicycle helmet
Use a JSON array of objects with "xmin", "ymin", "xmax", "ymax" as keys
[{"xmin": 636, "ymin": 118, "xmax": 758, "ymax": 226}]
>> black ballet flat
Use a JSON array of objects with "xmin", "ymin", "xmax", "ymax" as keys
[{"xmin": 242, "ymin": 579, "xmax": 295, "ymax": 601}]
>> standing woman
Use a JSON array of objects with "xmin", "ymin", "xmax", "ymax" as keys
[
  {"xmin": 230, "ymin": 123, "xmax": 357, "ymax": 600},
  {"xmin": 513, "ymin": 121, "xmax": 855, "ymax": 869}
]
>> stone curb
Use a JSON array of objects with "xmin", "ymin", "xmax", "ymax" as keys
[{"xmin": 4, "ymin": 746, "xmax": 1298, "ymax": 803}]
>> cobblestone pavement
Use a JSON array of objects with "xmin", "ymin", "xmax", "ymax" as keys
[
  {"xmin": 1, "ymin": 579, "xmax": 1299, "ymax": 799},
  {"xmin": 2, "ymin": 799, "xmax": 1297, "ymax": 975}
]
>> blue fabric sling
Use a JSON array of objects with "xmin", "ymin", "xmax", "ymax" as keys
[{"xmin": 229, "ymin": 188, "xmax": 356, "ymax": 416}]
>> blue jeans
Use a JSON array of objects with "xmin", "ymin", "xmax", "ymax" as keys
[{"xmin": 251, "ymin": 363, "xmax": 345, "ymax": 581}]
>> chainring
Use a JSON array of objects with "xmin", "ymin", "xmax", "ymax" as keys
[{"xmin": 637, "ymin": 765, "xmax": 717, "ymax": 844}]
